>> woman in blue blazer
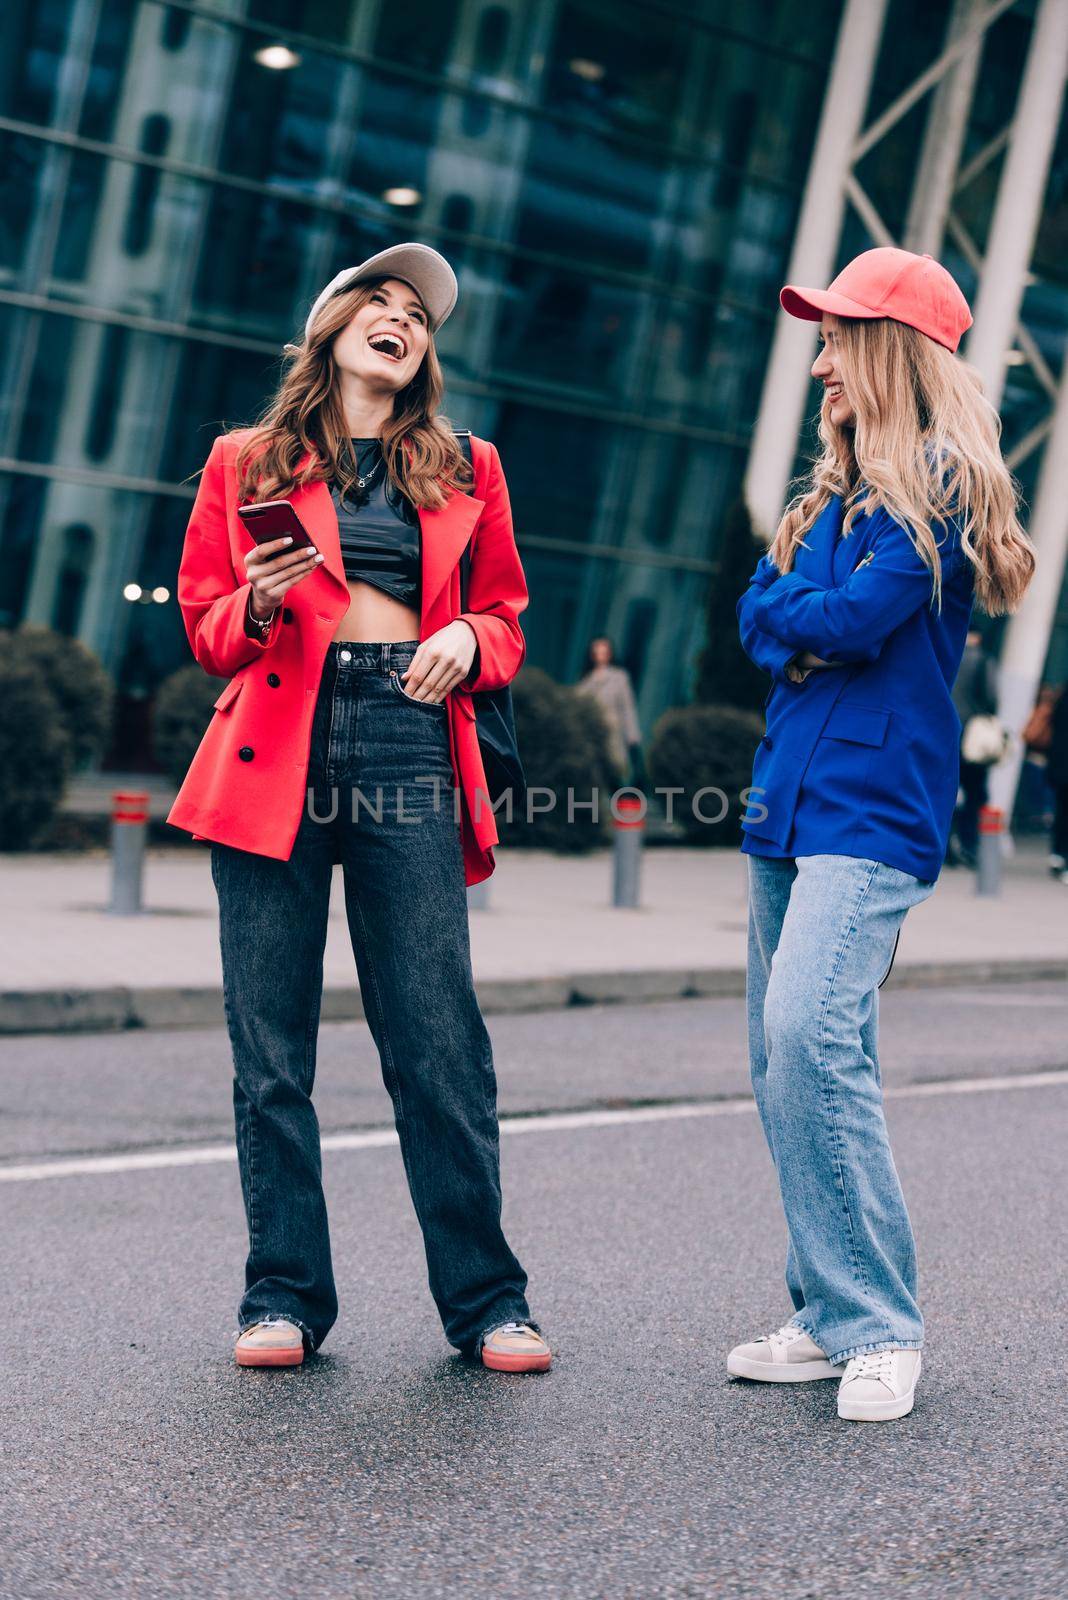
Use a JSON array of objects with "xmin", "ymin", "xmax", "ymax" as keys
[{"xmin": 730, "ymin": 248, "xmax": 1035, "ymax": 1422}]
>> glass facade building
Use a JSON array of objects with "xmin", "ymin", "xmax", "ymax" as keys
[{"xmin": 2, "ymin": 0, "xmax": 1066, "ymax": 772}]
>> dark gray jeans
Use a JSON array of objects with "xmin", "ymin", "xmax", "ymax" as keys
[{"xmin": 210, "ymin": 638, "xmax": 532, "ymax": 1356}]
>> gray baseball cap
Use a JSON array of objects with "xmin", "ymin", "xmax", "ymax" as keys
[{"xmin": 301, "ymin": 243, "xmax": 458, "ymax": 342}]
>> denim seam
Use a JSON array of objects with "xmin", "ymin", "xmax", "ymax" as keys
[
  {"xmin": 246, "ymin": 1101, "xmax": 259, "ymax": 1259},
  {"xmin": 345, "ymin": 870, "xmax": 407, "ymax": 1129},
  {"xmin": 813, "ymin": 859, "xmax": 887, "ymax": 1331},
  {"xmin": 830, "ymin": 1335, "xmax": 923, "ymax": 1365}
]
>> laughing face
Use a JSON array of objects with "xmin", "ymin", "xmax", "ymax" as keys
[
  {"xmin": 811, "ymin": 314, "xmax": 856, "ymax": 428},
  {"xmin": 332, "ymin": 276, "xmax": 431, "ymax": 392}
]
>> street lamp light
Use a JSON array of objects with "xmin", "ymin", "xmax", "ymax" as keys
[
  {"xmin": 253, "ymin": 44, "xmax": 301, "ymax": 70},
  {"xmin": 382, "ymin": 186, "xmax": 422, "ymax": 207}
]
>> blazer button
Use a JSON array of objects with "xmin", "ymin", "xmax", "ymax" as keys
[
  {"xmin": 238, "ymin": 746, "xmax": 255, "ymax": 761},
  {"xmin": 282, "ymin": 608, "xmax": 293, "ymax": 623},
  {"xmin": 762, "ymin": 735, "xmax": 774, "ymax": 749},
  {"xmin": 267, "ymin": 672, "xmax": 281, "ymax": 687}
]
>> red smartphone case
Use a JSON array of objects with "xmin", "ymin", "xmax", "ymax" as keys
[{"xmin": 237, "ymin": 499, "xmax": 314, "ymax": 551}]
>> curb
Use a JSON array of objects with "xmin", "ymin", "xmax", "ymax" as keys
[{"xmin": 2, "ymin": 958, "xmax": 1066, "ymax": 1036}]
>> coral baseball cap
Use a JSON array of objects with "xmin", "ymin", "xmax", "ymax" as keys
[
  {"xmin": 780, "ymin": 247, "xmax": 972, "ymax": 353},
  {"xmin": 301, "ymin": 242, "xmax": 458, "ymax": 342}
]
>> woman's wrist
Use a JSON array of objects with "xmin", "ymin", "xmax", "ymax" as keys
[{"xmin": 246, "ymin": 590, "xmax": 277, "ymax": 630}]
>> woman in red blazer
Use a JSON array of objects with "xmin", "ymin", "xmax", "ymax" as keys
[{"xmin": 167, "ymin": 243, "xmax": 550, "ymax": 1375}]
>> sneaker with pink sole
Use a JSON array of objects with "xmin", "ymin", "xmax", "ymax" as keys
[
  {"xmin": 234, "ymin": 1317, "xmax": 305, "ymax": 1368},
  {"xmin": 480, "ymin": 1321, "xmax": 552, "ymax": 1373}
]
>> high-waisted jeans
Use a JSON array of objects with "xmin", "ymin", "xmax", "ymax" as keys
[
  {"xmin": 745, "ymin": 852, "xmax": 935, "ymax": 1365},
  {"xmin": 210, "ymin": 639, "xmax": 532, "ymax": 1357}
]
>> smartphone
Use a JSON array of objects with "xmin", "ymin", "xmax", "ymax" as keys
[{"xmin": 237, "ymin": 499, "xmax": 315, "ymax": 554}]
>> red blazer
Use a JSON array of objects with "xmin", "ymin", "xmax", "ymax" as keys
[{"xmin": 166, "ymin": 429, "xmax": 528, "ymax": 885}]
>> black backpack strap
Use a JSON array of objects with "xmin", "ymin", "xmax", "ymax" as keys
[{"xmin": 453, "ymin": 429, "xmax": 474, "ymax": 611}]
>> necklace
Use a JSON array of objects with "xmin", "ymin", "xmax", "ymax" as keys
[{"xmin": 351, "ymin": 438, "xmax": 384, "ymax": 491}]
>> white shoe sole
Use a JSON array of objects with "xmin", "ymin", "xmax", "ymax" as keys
[
  {"xmin": 837, "ymin": 1353, "xmax": 921, "ymax": 1421},
  {"xmin": 727, "ymin": 1351, "xmax": 842, "ymax": 1382}
]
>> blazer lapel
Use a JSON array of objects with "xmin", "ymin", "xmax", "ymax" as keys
[
  {"xmin": 288, "ymin": 470, "xmax": 348, "ymax": 602},
  {"xmin": 417, "ymin": 489, "xmax": 484, "ymax": 624},
  {"xmin": 795, "ymin": 496, "xmax": 842, "ymax": 587}
]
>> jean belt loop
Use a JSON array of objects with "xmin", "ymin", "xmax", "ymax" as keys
[{"xmin": 379, "ymin": 641, "xmax": 389, "ymax": 675}]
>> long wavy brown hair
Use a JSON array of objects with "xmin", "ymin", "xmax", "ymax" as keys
[
  {"xmin": 227, "ymin": 275, "xmax": 473, "ymax": 510},
  {"xmin": 769, "ymin": 316, "xmax": 1035, "ymax": 615}
]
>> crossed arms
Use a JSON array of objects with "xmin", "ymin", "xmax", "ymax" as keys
[{"xmin": 737, "ymin": 506, "xmax": 954, "ymax": 684}]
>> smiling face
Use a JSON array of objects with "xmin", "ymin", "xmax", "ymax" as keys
[
  {"xmin": 811, "ymin": 314, "xmax": 856, "ymax": 428},
  {"xmin": 331, "ymin": 277, "xmax": 431, "ymax": 393}
]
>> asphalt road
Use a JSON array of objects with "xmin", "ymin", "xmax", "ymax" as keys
[{"xmin": 3, "ymin": 985, "xmax": 1067, "ymax": 1598}]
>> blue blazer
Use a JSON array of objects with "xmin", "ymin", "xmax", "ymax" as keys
[{"xmin": 736, "ymin": 494, "xmax": 975, "ymax": 881}]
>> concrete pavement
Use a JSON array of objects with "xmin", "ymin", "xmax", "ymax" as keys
[
  {"xmin": 2, "ymin": 840, "xmax": 1066, "ymax": 1033},
  {"xmin": 4, "ymin": 987, "xmax": 1067, "ymax": 1597}
]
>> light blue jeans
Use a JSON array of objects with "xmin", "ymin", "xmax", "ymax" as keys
[{"xmin": 745, "ymin": 853, "xmax": 936, "ymax": 1365}]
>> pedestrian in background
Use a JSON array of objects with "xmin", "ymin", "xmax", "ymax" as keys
[
  {"xmin": 168, "ymin": 244, "xmax": 550, "ymax": 1375},
  {"xmin": 1047, "ymin": 685, "xmax": 1068, "ymax": 883},
  {"xmin": 576, "ymin": 635, "xmax": 645, "ymax": 787},
  {"xmin": 948, "ymin": 626, "xmax": 999, "ymax": 867},
  {"xmin": 733, "ymin": 248, "xmax": 1035, "ymax": 1422},
  {"xmin": 1019, "ymin": 684, "xmax": 1059, "ymax": 844}
]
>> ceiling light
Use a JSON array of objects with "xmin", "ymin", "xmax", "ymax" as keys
[
  {"xmin": 382, "ymin": 186, "xmax": 422, "ymax": 207},
  {"xmin": 254, "ymin": 44, "xmax": 301, "ymax": 70},
  {"xmin": 569, "ymin": 58, "xmax": 606, "ymax": 82}
]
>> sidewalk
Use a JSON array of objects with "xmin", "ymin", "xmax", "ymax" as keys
[{"xmin": 3, "ymin": 839, "xmax": 1066, "ymax": 1033}]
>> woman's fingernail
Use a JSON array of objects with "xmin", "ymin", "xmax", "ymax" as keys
[
  {"xmin": 315, "ymin": 553, "xmax": 324, "ymax": 561},
  {"xmin": 283, "ymin": 536, "xmax": 293, "ymax": 544}
]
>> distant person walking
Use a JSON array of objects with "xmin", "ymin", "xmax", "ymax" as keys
[
  {"xmin": 733, "ymin": 248, "xmax": 1035, "ymax": 1422},
  {"xmin": 576, "ymin": 636, "xmax": 644, "ymax": 786},
  {"xmin": 949, "ymin": 627, "xmax": 999, "ymax": 867},
  {"xmin": 167, "ymin": 244, "xmax": 550, "ymax": 1375},
  {"xmin": 1047, "ymin": 686, "xmax": 1068, "ymax": 883}
]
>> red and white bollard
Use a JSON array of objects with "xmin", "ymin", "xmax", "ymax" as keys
[
  {"xmin": 612, "ymin": 791, "xmax": 645, "ymax": 908},
  {"xmin": 109, "ymin": 790, "xmax": 149, "ymax": 914},
  {"xmin": 976, "ymin": 804, "xmax": 1003, "ymax": 897}
]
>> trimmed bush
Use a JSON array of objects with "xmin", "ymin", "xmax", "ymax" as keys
[
  {"xmin": 17, "ymin": 623, "xmax": 114, "ymax": 773},
  {"xmin": 498, "ymin": 665, "xmax": 616, "ymax": 852},
  {"xmin": 152, "ymin": 665, "xmax": 229, "ymax": 785},
  {"xmin": 648, "ymin": 702, "xmax": 765, "ymax": 846},
  {"xmin": 0, "ymin": 633, "xmax": 70, "ymax": 850}
]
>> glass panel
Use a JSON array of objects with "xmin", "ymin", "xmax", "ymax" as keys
[
  {"xmin": 0, "ymin": 131, "xmax": 48, "ymax": 274},
  {"xmin": 541, "ymin": 0, "xmax": 690, "ymax": 144},
  {"xmin": 1, "ymin": 0, "xmax": 72, "ymax": 128},
  {"xmin": 79, "ymin": 0, "xmax": 137, "ymax": 142}
]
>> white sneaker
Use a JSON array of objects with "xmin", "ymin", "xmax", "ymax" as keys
[
  {"xmin": 727, "ymin": 1321, "xmax": 842, "ymax": 1382},
  {"xmin": 837, "ymin": 1347, "xmax": 921, "ymax": 1421}
]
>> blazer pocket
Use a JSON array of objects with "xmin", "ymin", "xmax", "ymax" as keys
[
  {"xmin": 213, "ymin": 676, "xmax": 246, "ymax": 713},
  {"xmin": 822, "ymin": 702, "xmax": 889, "ymax": 747}
]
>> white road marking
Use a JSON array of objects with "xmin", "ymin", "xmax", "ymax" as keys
[{"xmin": 2, "ymin": 1070, "xmax": 1067, "ymax": 1184}]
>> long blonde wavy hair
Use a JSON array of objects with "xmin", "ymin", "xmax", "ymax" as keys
[
  {"xmin": 769, "ymin": 315, "xmax": 1035, "ymax": 615},
  {"xmin": 228, "ymin": 275, "xmax": 473, "ymax": 510}
]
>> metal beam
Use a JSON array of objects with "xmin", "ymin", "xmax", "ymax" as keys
[
  {"xmin": 964, "ymin": 0, "xmax": 1068, "ymax": 410},
  {"xmin": 744, "ymin": 0, "xmax": 889, "ymax": 538}
]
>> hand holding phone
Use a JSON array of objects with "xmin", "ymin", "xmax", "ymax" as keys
[{"xmin": 237, "ymin": 500, "xmax": 324, "ymax": 618}]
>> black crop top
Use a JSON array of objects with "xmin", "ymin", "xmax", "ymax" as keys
[{"xmin": 329, "ymin": 437, "xmax": 421, "ymax": 610}]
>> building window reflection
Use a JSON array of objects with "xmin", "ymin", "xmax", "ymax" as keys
[
  {"xmin": 52, "ymin": 523, "xmax": 94, "ymax": 635},
  {"xmin": 124, "ymin": 114, "xmax": 170, "ymax": 255}
]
